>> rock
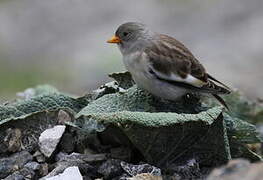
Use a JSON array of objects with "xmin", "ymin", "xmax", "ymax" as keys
[
  {"xmin": 59, "ymin": 133, "xmax": 75, "ymax": 153},
  {"xmin": 39, "ymin": 125, "xmax": 66, "ymax": 158},
  {"xmin": 166, "ymin": 158, "xmax": 202, "ymax": 179},
  {"xmin": 4, "ymin": 128, "xmax": 22, "ymax": 153},
  {"xmin": 0, "ymin": 151, "xmax": 33, "ymax": 179},
  {"xmin": 121, "ymin": 162, "xmax": 161, "ymax": 177},
  {"xmin": 55, "ymin": 152, "xmax": 68, "ymax": 162},
  {"xmin": 39, "ymin": 163, "xmax": 49, "ymax": 177},
  {"xmin": 3, "ymin": 167, "xmax": 35, "ymax": 180},
  {"xmin": 207, "ymin": 159, "xmax": 263, "ymax": 180},
  {"xmin": 57, "ymin": 110, "xmax": 72, "ymax": 124},
  {"xmin": 33, "ymin": 150, "xmax": 46, "ymax": 163},
  {"xmin": 56, "ymin": 152, "xmax": 107, "ymax": 163},
  {"xmin": 3, "ymin": 172, "xmax": 24, "ymax": 180},
  {"xmin": 24, "ymin": 161, "xmax": 40, "ymax": 171},
  {"xmin": 97, "ymin": 159, "xmax": 123, "ymax": 179},
  {"xmin": 42, "ymin": 158, "xmax": 95, "ymax": 179},
  {"xmin": 45, "ymin": 166, "xmax": 83, "ymax": 180},
  {"xmin": 127, "ymin": 173, "xmax": 163, "ymax": 180}
]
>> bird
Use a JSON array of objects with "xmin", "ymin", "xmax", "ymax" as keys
[{"xmin": 107, "ymin": 22, "xmax": 231, "ymax": 109}]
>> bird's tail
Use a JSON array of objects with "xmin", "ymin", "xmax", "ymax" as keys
[
  {"xmin": 212, "ymin": 94, "xmax": 229, "ymax": 110},
  {"xmin": 206, "ymin": 74, "xmax": 231, "ymax": 110}
]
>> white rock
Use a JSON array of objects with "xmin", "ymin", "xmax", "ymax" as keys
[
  {"xmin": 39, "ymin": 125, "xmax": 66, "ymax": 158},
  {"xmin": 45, "ymin": 166, "xmax": 83, "ymax": 180}
]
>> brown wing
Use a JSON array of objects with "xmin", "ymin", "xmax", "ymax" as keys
[
  {"xmin": 145, "ymin": 34, "xmax": 230, "ymax": 94},
  {"xmin": 159, "ymin": 34, "xmax": 208, "ymax": 82},
  {"xmin": 145, "ymin": 34, "xmax": 208, "ymax": 83}
]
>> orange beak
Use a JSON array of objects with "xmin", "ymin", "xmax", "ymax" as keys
[{"xmin": 107, "ymin": 35, "xmax": 121, "ymax": 43}]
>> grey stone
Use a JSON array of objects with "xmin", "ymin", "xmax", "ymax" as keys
[
  {"xmin": 121, "ymin": 162, "xmax": 161, "ymax": 177},
  {"xmin": 0, "ymin": 151, "xmax": 33, "ymax": 179},
  {"xmin": 4, "ymin": 167, "xmax": 35, "ymax": 180},
  {"xmin": 166, "ymin": 158, "xmax": 202, "ymax": 179},
  {"xmin": 56, "ymin": 152, "xmax": 107, "ymax": 163},
  {"xmin": 39, "ymin": 163, "xmax": 49, "ymax": 177},
  {"xmin": 55, "ymin": 152, "xmax": 68, "ymax": 162},
  {"xmin": 24, "ymin": 161, "xmax": 40, "ymax": 170},
  {"xmin": 98, "ymin": 159, "xmax": 123, "ymax": 179},
  {"xmin": 33, "ymin": 150, "xmax": 46, "ymax": 163},
  {"xmin": 4, "ymin": 173, "xmax": 24, "ymax": 180},
  {"xmin": 4, "ymin": 128, "xmax": 22, "ymax": 153},
  {"xmin": 39, "ymin": 125, "xmax": 66, "ymax": 158}
]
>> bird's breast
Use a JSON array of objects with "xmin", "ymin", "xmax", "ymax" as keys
[
  {"xmin": 122, "ymin": 51, "xmax": 187, "ymax": 100},
  {"xmin": 123, "ymin": 51, "xmax": 143, "ymax": 69}
]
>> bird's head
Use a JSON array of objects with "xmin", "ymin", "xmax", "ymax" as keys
[{"xmin": 107, "ymin": 22, "xmax": 152, "ymax": 54}]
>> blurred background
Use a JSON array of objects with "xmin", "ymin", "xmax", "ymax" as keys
[{"xmin": 0, "ymin": 0, "xmax": 262, "ymax": 101}]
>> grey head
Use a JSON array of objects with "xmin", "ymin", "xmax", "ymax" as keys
[{"xmin": 110, "ymin": 22, "xmax": 154, "ymax": 54}]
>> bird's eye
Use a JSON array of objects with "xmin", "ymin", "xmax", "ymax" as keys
[{"xmin": 123, "ymin": 32, "xmax": 129, "ymax": 37}]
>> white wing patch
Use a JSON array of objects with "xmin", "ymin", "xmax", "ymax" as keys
[{"xmin": 151, "ymin": 68, "xmax": 206, "ymax": 87}]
